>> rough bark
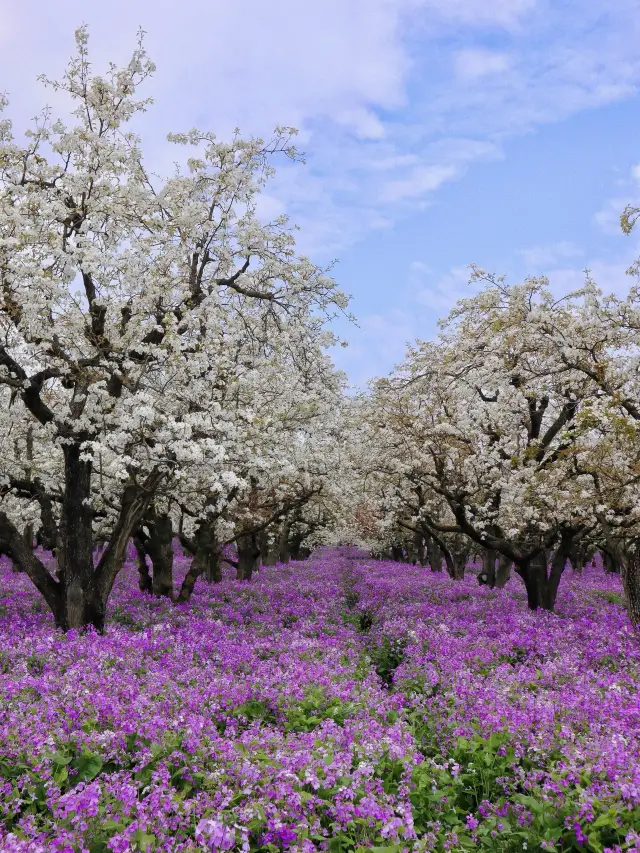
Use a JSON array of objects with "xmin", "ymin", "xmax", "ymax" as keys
[
  {"xmin": 132, "ymin": 512, "xmax": 174, "ymax": 597},
  {"xmin": 35, "ymin": 489, "xmax": 59, "ymax": 553},
  {"xmin": 569, "ymin": 550, "xmax": 584, "ymax": 574},
  {"xmin": 59, "ymin": 443, "xmax": 101, "ymax": 630},
  {"xmin": 391, "ymin": 544, "xmax": 404, "ymax": 562},
  {"xmin": 289, "ymin": 531, "xmax": 311, "ymax": 561},
  {"xmin": 479, "ymin": 549, "xmax": 497, "ymax": 587},
  {"xmin": 450, "ymin": 553, "xmax": 466, "ymax": 580},
  {"xmin": 425, "ymin": 536, "xmax": 442, "ymax": 572},
  {"xmin": 147, "ymin": 514, "xmax": 174, "ymax": 598},
  {"xmin": 495, "ymin": 554, "xmax": 512, "ymax": 589},
  {"xmin": 133, "ymin": 533, "xmax": 153, "ymax": 594},
  {"xmin": 414, "ymin": 531, "xmax": 427, "ymax": 567},
  {"xmin": 259, "ymin": 530, "xmax": 279, "ymax": 566},
  {"xmin": 515, "ymin": 534, "xmax": 571, "ymax": 612},
  {"xmin": 176, "ymin": 524, "xmax": 221, "ymax": 602},
  {"xmin": 621, "ymin": 555, "xmax": 640, "ymax": 628},
  {"xmin": 604, "ymin": 550, "xmax": 620, "ymax": 574},
  {"xmin": 278, "ymin": 519, "xmax": 291, "ymax": 564},
  {"xmin": 93, "ymin": 471, "xmax": 166, "ymax": 611},
  {"xmin": 204, "ymin": 541, "xmax": 222, "ymax": 583},
  {"xmin": 237, "ymin": 533, "xmax": 261, "ymax": 581}
]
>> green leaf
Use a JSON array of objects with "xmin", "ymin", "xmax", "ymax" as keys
[
  {"xmin": 50, "ymin": 750, "xmax": 73, "ymax": 766},
  {"xmin": 71, "ymin": 751, "xmax": 103, "ymax": 785},
  {"xmin": 587, "ymin": 832, "xmax": 603, "ymax": 853},
  {"xmin": 132, "ymin": 829, "xmax": 156, "ymax": 851}
]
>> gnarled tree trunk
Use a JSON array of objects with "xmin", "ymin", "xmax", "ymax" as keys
[
  {"xmin": 620, "ymin": 555, "xmax": 640, "ymax": 628},
  {"xmin": 0, "ymin": 461, "xmax": 163, "ymax": 632},
  {"xmin": 134, "ymin": 534, "xmax": 153, "ymax": 594},
  {"xmin": 237, "ymin": 533, "xmax": 261, "ymax": 581},
  {"xmin": 479, "ymin": 549, "xmax": 497, "ymax": 587},
  {"xmin": 176, "ymin": 523, "xmax": 221, "ymax": 602},
  {"xmin": 495, "ymin": 553, "xmax": 512, "ymax": 588},
  {"xmin": 391, "ymin": 544, "xmax": 404, "ymax": 562},
  {"xmin": 133, "ymin": 512, "xmax": 174, "ymax": 598},
  {"xmin": 59, "ymin": 443, "xmax": 104, "ymax": 631},
  {"xmin": 425, "ymin": 536, "xmax": 442, "ymax": 572},
  {"xmin": 259, "ymin": 529, "xmax": 279, "ymax": 566},
  {"xmin": 515, "ymin": 534, "xmax": 571, "ymax": 612},
  {"xmin": 414, "ymin": 531, "xmax": 427, "ymax": 567},
  {"xmin": 147, "ymin": 514, "xmax": 174, "ymax": 598},
  {"xmin": 278, "ymin": 519, "xmax": 291, "ymax": 564}
]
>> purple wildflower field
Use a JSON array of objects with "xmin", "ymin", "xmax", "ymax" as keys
[{"xmin": 0, "ymin": 547, "xmax": 639, "ymax": 853}]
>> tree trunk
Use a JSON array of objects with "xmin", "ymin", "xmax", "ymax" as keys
[
  {"xmin": 604, "ymin": 550, "xmax": 619, "ymax": 574},
  {"xmin": 450, "ymin": 553, "xmax": 466, "ymax": 580},
  {"xmin": 391, "ymin": 544, "xmax": 404, "ymax": 562},
  {"xmin": 176, "ymin": 523, "xmax": 221, "ymax": 602},
  {"xmin": 426, "ymin": 536, "xmax": 442, "ymax": 572},
  {"xmin": 289, "ymin": 531, "xmax": 311, "ymax": 561},
  {"xmin": 237, "ymin": 533, "xmax": 260, "ymax": 581},
  {"xmin": 259, "ymin": 530, "xmax": 278, "ymax": 566},
  {"xmin": 0, "ymin": 464, "xmax": 162, "ymax": 631},
  {"xmin": 35, "ymin": 490, "xmax": 59, "ymax": 553},
  {"xmin": 133, "ymin": 533, "xmax": 153, "ymax": 593},
  {"xmin": 146, "ymin": 514, "xmax": 174, "ymax": 598},
  {"xmin": 479, "ymin": 549, "xmax": 497, "ymax": 587},
  {"xmin": 204, "ymin": 545, "xmax": 221, "ymax": 583},
  {"xmin": 495, "ymin": 554, "xmax": 512, "ymax": 589},
  {"xmin": 516, "ymin": 536, "xmax": 570, "ymax": 613},
  {"xmin": 619, "ymin": 553, "xmax": 640, "ymax": 628},
  {"xmin": 58, "ymin": 443, "xmax": 104, "ymax": 631},
  {"xmin": 133, "ymin": 513, "xmax": 174, "ymax": 597},
  {"xmin": 570, "ymin": 549, "xmax": 584, "ymax": 574},
  {"xmin": 261, "ymin": 545, "xmax": 279, "ymax": 566},
  {"xmin": 517, "ymin": 553, "xmax": 548, "ymax": 610},
  {"xmin": 278, "ymin": 519, "xmax": 291, "ymax": 564}
]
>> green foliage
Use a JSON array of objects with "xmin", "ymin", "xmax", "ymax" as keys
[
  {"xmin": 283, "ymin": 686, "xmax": 356, "ymax": 732},
  {"xmin": 367, "ymin": 634, "xmax": 408, "ymax": 686},
  {"xmin": 25, "ymin": 653, "xmax": 45, "ymax": 675},
  {"xmin": 109, "ymin": 607, "xmax": 146, "ymax": 630},
  {"xmin": 344, "ymin": 587, "xmax": 360, "ymax": 609},
  {"xmin": 594, "ymin": 590, "xmax": 625, "ymax": 606},
  {"xmin": 233, "ymin": 698, "xmax": 278, "ymax": 726},
  {"xmin": 343, "ymin": 607, "xmax": 375, "ymax": 632}
]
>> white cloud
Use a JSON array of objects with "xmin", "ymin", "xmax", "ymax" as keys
[
  {"xmin": 517, "ymin": 241, "xmax": 583, "ymax": 269},
  {"xmin": 0, "ymin": 0, "xmax": 415, "ymax": 139},
  {"xmin": 454, "ymin": 49, "xmax": 512, "ymax": 81},
  {"xmin": 379, "ymin": 163, "xmax": 458, "ymax": 203},
  {"xmin": 1, "ymin": 0, "xmax": 640, "ymax": 278},
  {"xmin": 417, "ymin": 0, "xmax": 536, "ymax": 29},
  {"xmin": 415, "ymin": 264, "xmax": 478, "ymax": 313},
  {"xmin": 376, "ymin": 138, "xmax": 502, "ymax": 205},
  {"xmin": 331, "ymin": 308, "xmax": 419, "ymax": 387}
]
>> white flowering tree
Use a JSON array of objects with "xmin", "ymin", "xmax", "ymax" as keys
[
  {"xmin": 523, "ymin": 273, "xmax": 640, "ymax": 625},
  {"xmin": 0, "ymin": 29, "xmax": 348, "ymax": 630},
  {"xmin": 348, "ymin": 273, "xmax": 601, "ymax": 611}
]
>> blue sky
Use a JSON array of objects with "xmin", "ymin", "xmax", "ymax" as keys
[{"xmin": 2, "ymin": 0, "xmax": 640, "ymax": 385}]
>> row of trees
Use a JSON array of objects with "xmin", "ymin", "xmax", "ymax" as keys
[
  {"xmin": 344, "ymin": 266, "xmax": 640, "ymax": 626},
  {"xmin": 2, "ymin": 29, "xmax": 640, "ymax": 633},
  {"xmin": 0, "ymin": 30, "xmax": 348, "ymax": 630}
]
